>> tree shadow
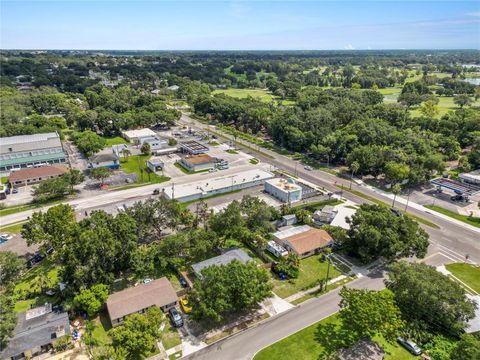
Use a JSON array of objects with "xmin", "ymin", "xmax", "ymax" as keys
[{"xmin": 314, "ymin": 321, "xmax": 355, "ymax": 359}]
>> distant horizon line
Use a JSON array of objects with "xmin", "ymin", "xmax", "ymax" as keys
[{"xmin": 1, "ymin": 48, "xmax": 479, "ymax": 52}]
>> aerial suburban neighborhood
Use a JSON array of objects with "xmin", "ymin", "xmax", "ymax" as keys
[{"xmin": 1, "ymin": 1, "xmax": 480, "ymax": 360}]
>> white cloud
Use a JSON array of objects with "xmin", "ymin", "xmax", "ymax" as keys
[
  {"xmin": 343, "ymin": 44, "xmax": 355, "ymax": 50},
  {"xmin": 467, "ymin": 12, "xmax": 480, "ymax": 17}
]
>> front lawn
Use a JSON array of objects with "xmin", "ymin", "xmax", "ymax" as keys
[
  {"xmin": 424, "ymin": 205, "xmax": 480, "ymax": 228},
  {"xmin": 254, "ymin": 313, "xmax": 414, "ymax": 360},
  {"xmin": 161, "ymin": 321, "xmax": 181, "ymax": 350},
  {"xmin": 272, "ymin": 254, "xmax": 341, "ymax": 299},
  {"xmin": 445, "ymin": 263, "xmax": 480, "ymax": 294},
  {"xmin": 120, "ymin": 154, "xmax": 170, "ymax": 184}
]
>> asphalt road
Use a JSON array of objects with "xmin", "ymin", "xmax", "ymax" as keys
[
  {"xmin": 180, "ymin": 113, "xmax": 480, "ymax": 264},
  {"xmin": 184, "ymin": 270, "xmax": 387, "ymax": 360}
]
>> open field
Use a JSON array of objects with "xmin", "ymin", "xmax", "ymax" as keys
[
  {"xmin": 445, "ymin": 263, "xmax": 480, "ymax": 293},
  {"xmin": 103, "ymin": 136, "xmax": 128, "ymax": 146},
  {"xmin": 213, "ymin": 88, "xmax": 275, "ymax": 101},
  {"xmin": 424, "ymin": 205, "xmax": 480, "ymax": 228},
  {"xmin": 253, "ymin": 313, "xmax": 414, "ymax": 360},
  {"xmin": 120, "ymin": 154, "xmax": 170, "ymax": 184},
  {"xmin": 272, "ymin": 254, "xmax": 341, "ymax": 299}
]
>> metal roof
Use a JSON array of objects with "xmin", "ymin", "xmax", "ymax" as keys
[
  {"xmin": 0, "ymin": 132, "xmax": 60, "ymax": 146},
  {"xmin": 192, "ymin": 248, "xmax": 252, "ymax": 276},
  {"xmin": 0, "ymin": 152, "xmax": 66, "ymax": 167},
  {"xmin": 273, "ymin": 225, "xmax": 312, "ymax": 240},
  {"xmin": 430, "ymin": 177, "xmax": 480, "ymax": 195}
]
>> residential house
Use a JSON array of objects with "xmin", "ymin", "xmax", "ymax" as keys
[
  {"xmin": 106, "ymin": 277, "xmax": 178, "ymax": 328},
  {"xmin": 312, "ymin": 205, "xmax": 338, "ymax": 225},
  {"xmin": 0, "ymin": 304, "xmax": 70, "ymax": 360},
  {"xmin": 192, "ymin": 248, "xmax": 252, "ymax": 278},
  {"xmin": 273, "ymin": 225, "xmax": 333, "ymax": 258},
  {"xmin": 89, "ymin": 153, "xmax": 120, "ymax": 169},
  {"xmin": 281, "ymin": 214, "xmax": 297, "ymax": 227}
]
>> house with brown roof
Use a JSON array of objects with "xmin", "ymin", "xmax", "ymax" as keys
[
  {"xmin": 106, "ymin": 277, "xmax": 178, "ymax": 327},
  {"xmin": 8, "ymin": 165, "xmax": 68, "ymax": 188},
  {"xmin": 272, "ymin": 225, "xmax": 333, "ymax": 258},
  {"xmin": 179, "ymin": 154, "xmax": 215, "ymax": 172}
]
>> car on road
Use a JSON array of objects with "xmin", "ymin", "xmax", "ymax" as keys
[
  {"xmin": 169, "ymin": 307, "xmax": 184, "ymax": 327},
  {"xmin": 152, "ymin": 188, "xmax": 160, "ymax": 195},
  {"xmin": 390, "ymin": 207, "xmax": 402, "ymax": 217},
  {"xmin": 304, "ymin": 165, "xmax": 313, "ymax": 171},
  {"xmin": 397, "ymin": 337, "xmax": 422, "ymax": 355},
  {"xmin": 180, "ymin": 297, "xmax": 192, "ymax": 314},
  {"xmin": 208, "ymin": 168, "xmax": 217, "ymax": 173}
]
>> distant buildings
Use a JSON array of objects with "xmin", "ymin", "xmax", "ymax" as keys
[
  {"xmin": 192, "ymin": 248, "xmax": 252, "ymax": 278},
  {"xmin": 0, "ymin": 304, "xmax": 70, "ymax": 360},
  {"xmin": 264, "ymin": 178, "xmax": 302, "ymax": 203},
  {"xmin": 8, "ymin": 164, "xmax": 68, "ymax": 188},
  {"xmin": 179, "ymin": 154, "xmax": 216, "ymax": 172},
  {"xmin": 0, "ymin": 132, "xmax": 66, "ymax": 176},
  {"xmin": 106, "ymin": 277, "xmax": 178, "ymax": 328},
  {"xmin": 273, "ymin": 225, "xmax": 333, "ymax": 258}
]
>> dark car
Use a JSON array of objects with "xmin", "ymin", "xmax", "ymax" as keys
[
  {"xmin": 450, "ymin": 194, "xmax": 465, "ymax": 202},
  {"xmin": 390, "ymin": 207, "xmax": 402, "ymax": 217},
  {"xmin": 179, "ymin": 277, "xmax": 188, "ymax": 288},
  {"xmin": 153, "ymin": 188, "xmax": 160, "ymax": 195},
  {"xmin": 397, "ymin": 337, "xmax": 422, "ymax": 356},
  {"xmin": 169, "ymin": 307, "xmax": 183, "ymax": 327}
]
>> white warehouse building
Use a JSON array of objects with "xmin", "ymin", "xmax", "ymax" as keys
[{"xmin": 264, "ymin": 178, "xmax": 302, "ymax": 203}]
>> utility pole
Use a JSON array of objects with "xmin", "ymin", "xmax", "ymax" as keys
[{"xmin": 171, "ymin": 183, "xmax": 175, "ymax": 200}]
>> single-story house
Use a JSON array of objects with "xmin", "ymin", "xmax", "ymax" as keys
[
  {"xmin": 8, "ymin": 164, "xmax": 68, "ymax": 188},
  {"xmin": 121, "ymin": 128, "xmax": 157, "ymax": 144},
  {"xmin": 0, "ymin": 304, "xmax": 70, "ymax": 360},
  {"xmin": 337, "ymin": 338, "xmax": 385, "ymax": 360},
  {"xmin": 179, "ymin": 154, "xmax": 215, "ymax": 172},
  {"xmin": 192, "ymin": 248, "xmax": 252, "ymax": 278},
  {"xmin": 106, "ymin": 277, "xmax": 178, "ymax": 328},
  {"xmin": 146, "ymin": 158, "xmax": 164, "ymax": 172},
  {"xmin": 273, "ymin": 225, "xmax": 333, "ymax": 258},
  {"xmin": 89, "ymin": 153, "xmax": 120, "ymax": 169},
  {"xmin": 312, "ymin": 205, "xmax": 338, "ymax": 225},
  {"xmin": 267, "ymin": 240, "xmax": 289, "ymax": 258}
]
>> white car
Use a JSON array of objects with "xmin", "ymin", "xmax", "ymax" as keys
[
  {"xmin": 304, "ymin": 165, "xmax": 313, "ymax": 171},
  {"xmin": 0, "ymin": 233, "xmax": 13, "ymax": 241}
]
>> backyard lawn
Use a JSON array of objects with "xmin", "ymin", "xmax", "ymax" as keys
[
  {"xmin": 445, "ymin": 263, "xmax": 480, "ymax": 294},
  {"xmin": 120, "ymin": 154, "xmax": 170, "ymax": 184},
  {"xmin": 272, "ymin": 254, "xmax": 341, "ymax": 299},
  {"xmin": 254, "ymin": 313, "xmax": 414, "ymax": 360},
  {"xmin": 424, "ymin": 205, "xmax": 480, "ymax": 228},
  {"xmin": 103, "ymin": 136, "xmax": 128, "ymax": 146},
  {"xmin": 14, "ymin": 260, "xmax": 60, "ymax": 312}
]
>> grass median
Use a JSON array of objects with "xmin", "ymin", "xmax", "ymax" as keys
[{"xmin": 424, "ymin": 205, "xmax": 480, "ymax": 228}]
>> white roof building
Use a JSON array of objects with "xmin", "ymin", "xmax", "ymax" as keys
[{"xmin": 121, "ymin": 128, "xmax": 157, "ymax": 143}]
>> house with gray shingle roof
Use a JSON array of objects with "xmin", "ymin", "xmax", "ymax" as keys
[{"xmin": 191, "ymin": 248, "xmax": 252, "ymax": 278}]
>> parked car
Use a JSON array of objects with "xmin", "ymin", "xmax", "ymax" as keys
[
  {"xmin": 179, "ymin": 277, "xmax": 188, "ymax": 288},
  {"xmin": 180, "ymin": 298, "xmax": 192, "ymax": 314},
  {"xmin": 0, "ymin": 233, "xmax": 13, "ymax": 241},
  {"xmin": 390, "ymin": 207, "xmax": 402, "ymax": 217},
  {"xmin": 450, "ymin": 194, "xmax": 466, "ymax": 202},
  {"xmin": 152, "ymin": 188, "xmax": 160, "ymax": 195},
  {"xmin": 397, "ymin": 337, "xmax": 422, "ymax": 355},
  {"xmin": 143, "ymin": 278, "xmax": 152, "ymax": 284},
  {"xmin": 169, "ymin": 307, "xmax": 184, "ymax": 327},
  {"xmin": 304, "ymin": 165, "xmax": 313, "ymax": 171},
  {"xmin": 208, "ymin": 168, "xmax": 217, "ymax": 173},
  {"xmin": 12, "ymin": 188, "xmax": 18, "ymax": 194}
]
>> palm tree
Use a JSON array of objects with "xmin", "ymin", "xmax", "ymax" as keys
[
  {"xmin": 392, "ymin": 183, "xmax": 402, "ymax": 208},
  {"xmin": 349, "ymin": 161, "xmax": 360, "ymax": 190}
]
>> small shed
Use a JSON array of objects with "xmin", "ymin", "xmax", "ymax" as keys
[{"xmin": 146, "ymin": 158, "xmax": 164, "ymax": 172}]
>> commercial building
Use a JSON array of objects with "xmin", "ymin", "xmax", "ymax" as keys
[
  {"xmin": 192, "ymin": 248, "xmax": 252, "ymax": 278},
  {"xmin": 273, "ymin": 225, "xmax": 333, "ymax": 258},
  {"xmin": 264, "ymin": 178, "xmax": 303, "ymax": 203},
  {"xmin": 9, "ymin": 164, "xmax": 68, "ymax": 188},
  {"xmin": 121, "ymin": 128, "xmax": 157, "ymax": 144},
  {"xmin": 0, "ymin": 132, "xmax": 66, "ymax": 176},
  {"xmin": 179, "ymin": 154, "xmax": 216, "ymax": 172},
  {"xmin": 267, "ymin": 240, "xmax": 289, "ymax": 258},
  {"xmin": 0, "ymin": 304, "xmax": 70, "ymax": 360},
  {"xmin": 106, "ymin": 277, "xmax": 178, "ymax": 328},
  {"xmin": 89, "ymin": 153, "xmax": 120, "ymax": 169},
  {"xmin": 162, "ymin": 169, "xmax": 274, "ymax": 203},
  {"xmin": 179, "ymin": 140, "xmax": 209, "ymax": 155},
  {"xmin": 139, "ymin": 136, "xmax": 167, "ymax": 150},
  {"xmin": 146, "ymin": 158, "xmax": 164, "ymax": 172}
]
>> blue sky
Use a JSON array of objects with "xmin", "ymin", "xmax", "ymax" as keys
[{"xmin": 1, "ymin": 1, "xmax": 479, "ymax": 50}]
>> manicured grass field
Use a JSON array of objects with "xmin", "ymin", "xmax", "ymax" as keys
[
  {"xmin": 120, "ymin": 154, "xmax": 170, "ymax": 184},
  {"xmin": 445, "ymin": 263, "xmax": 480, "ymax": 294},
  {"xmin": 424, "ymin": 205, "xmax": 480, "ymax": 228},
  {"xmin": 254, "ymin": 313, "xmax": 414, "ymax": 360},
  {"xmin": 213, "ymin": 88, "xmax": 275, "ymax": 101},
  {"xmin": 103, "ymin": 136, "xmax": 128, "ymax": 146},
  {"xmin": 272, "ymin": 254, "xmax": 341, "ymax": 299}
]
